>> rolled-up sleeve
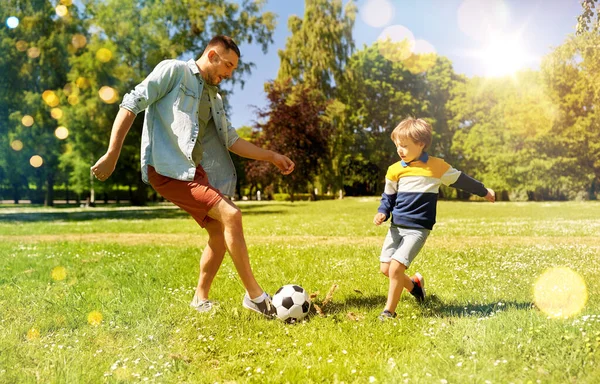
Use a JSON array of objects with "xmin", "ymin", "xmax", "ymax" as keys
[
  {"xmin": 225, "ymin": 120, "xmax": 239, "ymax": 148},
  {"xmin": 120, "ymin": 60, "xmax": 180, "ymax": 115}
]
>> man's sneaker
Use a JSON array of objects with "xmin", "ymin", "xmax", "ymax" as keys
[
  {"xmin": 378, "ymin": 309, "xmax": 397, "ymax": 321},
  {"xmin": 190, "ymin": 297, "xmax": 218, "ymax": 313},
  {"xmin": 242, "ymin": 293, "xmax": 276, "ymax": 318},
  {"xmin": 410, "ymin": 272, "xmax": 426, "ymax": 303}
]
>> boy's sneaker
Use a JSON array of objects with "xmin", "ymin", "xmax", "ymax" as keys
[
  {"xmin": 190, "ymin": 297, "xmax": 218, "ymax": 313},
  {"xmin": 378, "ymin": 309, "xmax": 397, "ymax": 321},
  {"xmin": 242, "ymin": 293, "xmax": 276, "ymax": 318},
  {"xmin": 410, "ymin": 272, "xmax": 426, "ymax": 303}
]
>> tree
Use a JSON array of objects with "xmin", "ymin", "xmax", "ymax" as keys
[
  {"xmin": 274, "ymin": 0, "xmax": 356, "ymax": 197},
  {"xmin": 2, "ymin": 0, "xmax": 85, "ymax": 205},
  {"xmin": 577, "ymin": 0, "xmax": 599, "ymax": 35},
  {"xmin": 541, "ymin": 32, "xmax": 600, "ymax": 199},
  {"xmin": 337, "ymin": 41, "xmax": 431, "ymax": 195},
  {"xmin": 246, "ymin": 81, "xmax": 331, "ymax": 201}
]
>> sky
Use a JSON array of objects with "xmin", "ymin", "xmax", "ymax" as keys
[{"xmin": 225, "ymin": 0, "xmax": 583, "ymax": 129}]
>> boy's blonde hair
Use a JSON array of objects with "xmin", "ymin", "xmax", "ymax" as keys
[{"xmin": 391, "ymin": 118, "xmax": 432, "ymax": 151}]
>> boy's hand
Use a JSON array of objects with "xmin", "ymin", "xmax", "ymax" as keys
[
  {"xmin": 373, "ymin": 212, "xmax": 386, "ymax": 226},
  {"xmin": 484, "ymin": 188, "xmax": 495, "ymax": 203}
]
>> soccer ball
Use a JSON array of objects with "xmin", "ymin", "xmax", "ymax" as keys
[{"xmin": 272, "ymin": 284, "xmax": 311, "ymax": 323}]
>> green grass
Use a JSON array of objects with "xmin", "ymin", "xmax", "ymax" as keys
[{"xmin": 1, "ymin": 199, "xmax": 599, "ymax": 383}]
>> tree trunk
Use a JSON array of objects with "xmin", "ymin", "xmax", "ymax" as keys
[
  {"xmin": 45, "ymin": 171, "xmax": 55, "ymax": 207},
  {"xmin": 130, "ymin": 177, "xmax": 148, "ymax": 206}
]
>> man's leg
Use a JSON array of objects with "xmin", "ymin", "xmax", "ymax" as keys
[
  {"xmin": 207, "ymin": 198, "xmax": 263, "ymax": 299},
  {"xmin": 194, "ymin": 219, "xmax": 226, "ymax": 300}
]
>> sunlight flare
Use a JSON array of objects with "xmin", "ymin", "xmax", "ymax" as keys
[{"xmin": 534, "ymin": 267, "xmax": 588, "ymax": 319}]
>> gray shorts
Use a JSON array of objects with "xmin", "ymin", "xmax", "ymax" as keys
[{"xmin": 379, "ymin": 226, "xmax": 430, "ymax": 267}]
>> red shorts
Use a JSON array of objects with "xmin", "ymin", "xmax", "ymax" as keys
[{"xmin": 147, "ymin": 165, "xmax": 223, "ymax": 228}]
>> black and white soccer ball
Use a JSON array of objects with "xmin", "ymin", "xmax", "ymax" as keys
[{"xmin": 272, "ymin": 284, "xmax": 311, "ymax": 323}]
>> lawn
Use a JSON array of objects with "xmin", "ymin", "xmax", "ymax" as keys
[{"xmin": 0, "ymin": 199, "xmax": 599, "ymax": 383}]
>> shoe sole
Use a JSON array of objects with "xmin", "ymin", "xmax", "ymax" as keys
[
  {"xmin": 414, "ymin": 272, "xmax": 426, "ymax": 300},
  {"xmin": 242, "ymin": 299, "xmax": 275, "ymax": 318}
]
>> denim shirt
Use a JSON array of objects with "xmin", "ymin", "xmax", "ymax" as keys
[{"xmin": 120, "ymin": 59, "xmax": 239, "ymax": 196}]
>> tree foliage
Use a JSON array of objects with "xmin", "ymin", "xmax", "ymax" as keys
[
  {"xmin": 246, "ymin": 81, "xmax": 331, "ymax": 201},
  {"xmin": 1, "ymin": 0, "xmax": 276, "ymax": 205}
]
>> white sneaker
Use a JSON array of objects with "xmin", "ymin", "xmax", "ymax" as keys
[
  {"xmin": 190, "ymin": 297, "xmax": 218, "ymax": 313},
  {"xmin": 242, "ymin": 293, "xmax": 276, "ymax": 318}
]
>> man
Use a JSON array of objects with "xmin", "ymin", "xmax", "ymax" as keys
[{"xmin": 91, "ymin": 35, "xmax": 294, "ymax": 317}]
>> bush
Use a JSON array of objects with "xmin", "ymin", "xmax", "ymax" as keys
[{"xmin": 273, "ymin": 193, "xmax": 336, "ymax": 201}]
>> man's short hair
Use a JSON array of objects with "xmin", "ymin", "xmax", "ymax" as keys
[{"xmin": 206, "ymin": 35, "xmax": 241, "ymax": 58}]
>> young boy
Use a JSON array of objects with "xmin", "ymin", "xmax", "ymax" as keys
[{"xmin": 373, "ymin": 118, "xmax": 495, "ymax": 320}]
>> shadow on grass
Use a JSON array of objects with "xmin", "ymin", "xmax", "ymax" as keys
[
  {"xmin": 421, "ymin": 294, "xmax": 535, "ymax": 318},
  {"xmin": 308, "ymin": 293, "xmax": 534, "ymax": 320},
  {"xmin": 0, "ymin": 203, "xmax": 289, "ymax": 222}
]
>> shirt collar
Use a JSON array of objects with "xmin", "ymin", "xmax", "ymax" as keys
[
  {"xmin": 186, "ymin": 59, "xmax": 200, "ymax": 75},
  {"xmin": 400, "ymin": 152, "xmax": 429, "ymax": 167},
  {"xmin": 186, "ymin": 59, "xmax": 218, "ymax": 92}
]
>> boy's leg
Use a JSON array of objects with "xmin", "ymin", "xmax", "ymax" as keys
[
  {"xmin": 384, "ymin": 260, "xmax": 414, "ymax": 314},
  {"xmin": 380, "ymin": 262, "xmax": 390, "ymax": 277},
  {"xmin": 194, "ymin": 218, "xmax": 226, "ymax": 300}
]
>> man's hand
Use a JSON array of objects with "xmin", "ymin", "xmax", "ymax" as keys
[
  {"xmin": 272, "ymin": 153, "xmax": 295, "ymax": 175},
  {"xmin": 373, "ymin": 212, "xmax": 386, "ymax": 226},
  {"xmin": 485, "ymin": 188, "xmax": 496, "ymax": 203},
  {"xmin": 91, "ymin": 153, "xmax": 117, "ymax": 182}
]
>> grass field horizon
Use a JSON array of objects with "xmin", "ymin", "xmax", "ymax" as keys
[{"xmin": 1, "ymin": 198, "xmax": 599, "ymax": 383}]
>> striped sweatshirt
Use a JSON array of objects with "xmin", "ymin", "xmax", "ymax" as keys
[{"xmin": 378, "ymin": 152, "xmax": 488, "ymax": 230}]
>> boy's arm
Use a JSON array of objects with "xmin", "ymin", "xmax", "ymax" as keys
[
  {"xmin": 376, "ymin": 177, "xmax": 398, "ymax": 222},
  {"xmin": 441, "ymin": 166, "xmax": 495, "ymax": 202}
]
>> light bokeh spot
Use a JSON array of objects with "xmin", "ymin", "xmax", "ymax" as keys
[
  {"xmin": 534, "ymin": 267, "xmax": 588, "ymax": 319},
  {"xmin": 55, "ymin": 126, "xmax": 69, "ymax": 140},
  {"xmin": 60, "ymin": 0, "xmax": 73, "ymax": 5},
  {"xmin": 42, "ymin": 90, "xmax": 60, "ymax": 107},
  {"xmin": 51, "ymin": 266, "xmax": 67, "ymax": 281},
  {"xmin": 22, "ymin": 115, "xmax": 34, "ymax": 127},
  {"xmin": 361, "ymin": 0, "xmax": 395, "ymax": 28},
  {"xmin": 99, "ymin": 86, "xmax": 118, "ymax": 104},
  {"xmin": 6, "ymin": 16, "xmax": 19, "ymax": 29},
  {"xmin": 87, "ymin": 311, "xmax": 103, "ymax": 326},
  {"xmin": 26, "ymin": 328, "xmax": 40, "ymax": 341},
  {"xmin": 51, "ymin": 108, "xmax": 63, "ymax": 120},
  {"xmin": 96, "ymin": 48, "xmax": 113, "ymax": 63},
  {"xmin": 55, "ymin": 5, "xmax": 68, "ymax": 17},
  {"xmin": 457, "ymin": 0, "xmax": 509, "ymax": 42},
  {"xmin": 72, "ymin": 34, "xmax": 87, "ymax": 49},
  {"xmin": 68, "ymin": 94, "xmax": 80, "ymax": 105},
  {"xmin": 377, "ymin": 25, "xmax": 415, "ymax": 62},
  {"xmin": 76, "ymin": 77, "xmax": 90, "ymax": 89},
  {"xmin": 30, "ymin": 155, "xmax": 43, "ymax": 168},
  {"xmin": 11, "ymin": 140, "xmax": 24, "ymax": 151},
  {"xmin": 16, "ymin": 40, "xmax": 28, "ymax": 52},
  {"xmin": 27, "ymin": 47, "xmax": 41, "ymax": 59}
]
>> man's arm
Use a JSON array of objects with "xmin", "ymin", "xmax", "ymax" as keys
[
  {"xmin": 229, "ymin": 138, "xmax": 295, "ymax": 175},
  {"xmin": 91, "ymin": 108, "xmax": 136, "ymax": 181}
]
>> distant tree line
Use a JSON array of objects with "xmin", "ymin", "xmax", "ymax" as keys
[{"xmin": 1, "ymin": 0, "xmax": 598, "ymax": 205}]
